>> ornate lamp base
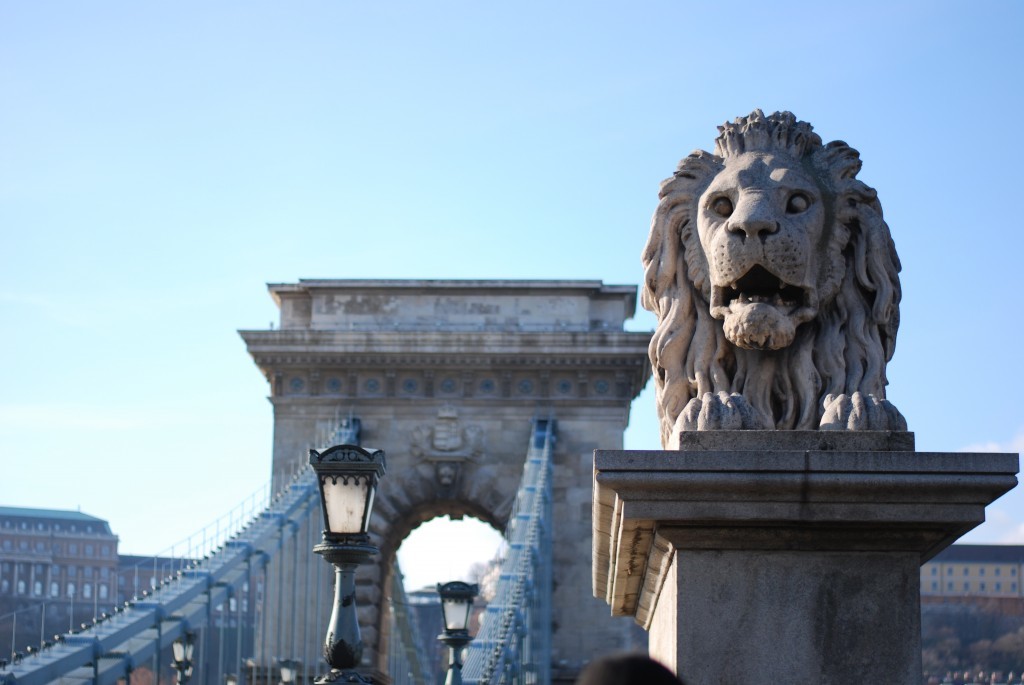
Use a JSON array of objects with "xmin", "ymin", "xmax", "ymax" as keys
[{"xmin": 314, "ymin": 669, "xmax": 375, "ymax": 684}]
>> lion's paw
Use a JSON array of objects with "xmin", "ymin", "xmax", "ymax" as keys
[
  {"xmin": 819, "ymin": 392, "xmax": 907, "ymax": 431},
  {"xmin": 677, "ymin": 391, "xmax": 771, "ymax": 431}
]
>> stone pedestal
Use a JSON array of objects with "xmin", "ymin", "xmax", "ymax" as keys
[{"xmin": 592, "ymin": 432, "xmax": 1018, "ymax": 685}]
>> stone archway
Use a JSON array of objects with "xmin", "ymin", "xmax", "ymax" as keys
[{"xmin": 241, "ymin": 279, "xmax": 651, "ymax": 682}]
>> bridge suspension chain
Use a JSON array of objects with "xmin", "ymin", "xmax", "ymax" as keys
[{"xmin": 462, "ymin": 418, "xmax": 554, "ymax": 685}]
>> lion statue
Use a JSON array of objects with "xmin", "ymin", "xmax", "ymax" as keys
[{"xmin": 642, "ymin": 110, "xmax": 906, "ymax": 445}]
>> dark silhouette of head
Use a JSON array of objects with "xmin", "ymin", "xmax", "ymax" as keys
[{"xmin": 575, "ymin": 654, "xmax": 683, "ymax": 685}]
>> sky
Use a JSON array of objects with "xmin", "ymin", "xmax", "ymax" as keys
[{"xmin": 2, "ymin": 1, "xmax": 1024, "ymax": 590}]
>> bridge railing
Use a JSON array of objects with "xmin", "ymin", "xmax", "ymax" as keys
[
  {"xmin": 386, "ymin": 565, "xmax": 432, "ymax": 685},
  {"xmin": 462, "ymin": 418, "xmax": 554, "ymax": 685}
]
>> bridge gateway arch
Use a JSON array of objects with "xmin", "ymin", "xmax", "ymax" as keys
[{"xmin": 240, "ymin": 279, "xmax": 651, "ymax": 682}]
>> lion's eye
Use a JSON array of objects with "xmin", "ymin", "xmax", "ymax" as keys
[
  {"xmin": 710, "ymin": 197, "xmax": 733, "ymax": 218},
  {"xmin": 786, "ymin": 193, "xmax": 810, "ymax": 214}
]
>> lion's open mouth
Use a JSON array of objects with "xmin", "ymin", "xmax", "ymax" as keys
[{"xmin": 713, "ymin": 265, "xmax": 805, "ymax": 312}]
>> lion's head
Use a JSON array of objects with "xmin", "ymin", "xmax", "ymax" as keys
[{"xmin": 642, "ymin": 110, "xmax": 904, "ymax": 444}]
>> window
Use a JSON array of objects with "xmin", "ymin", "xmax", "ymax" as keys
[
  {"xmin": 0, "ymin": 580, "xmax": 8, "ymax": 593},
  {"xmin": 964, "ymin": 582, "xmax": 970, "ymax": 591},
  {"xmin": 996, "ymin": 568, "xmax": 1002, "ymax": 576},
  {"xmin": 101, "ymin": 546, "xmax": 110, "ymax": 557},
  {"xmin": 100, "ymin": 567, "xmax": 109, "ymax": 579},
  {"xmin": 980, "ymin": 568, "xmax": 986, "ymax": 576},
  {"xmin": 84, "ymin": 545, "xmax": 94, "ymax": 557},
  {"xmin": 99, "ymin": 584, "xmax": 108, "ymax": 600},
  {"xmin": 980, "ymin": 582, "xmax": 987, "ymax": 591},
  {"xmin": 931, "ymin": 567, "xmax": 937, "ymax": 576},
  {"xmin": 997, "ymin": 583, "xmax": 1002, "ymax": 591},
  {"xmin": 964, "ymin": 567, "xmax": 970, "ymax": 576},
  {"xmin": 67, "ymin": 582, "xmax": 75, "ymax": 598},
  {"xmin": 931, "ymin": 581, "xmax": 938, "ymax": 591},
  {"xmin": 69, "ymin": 544, "xmax": 78, "ymax": 554},
  {"xmin": 1014, "ymin": 583, "xmax": 1018, "ymax": 592},
  {"xmin": 33, "ymin": 581, "xmax": 42, "ymax": 596},
  {"xmin": 1014, "ymin": 568, "xmax": 1018, "ymax": 577},
  {"xmin": 50, "ymin": 582, "xmax": 59, "ymax": 597},
  {"xmin": 947, "ymin": 582, "xmax": 954, "ymax": 591},
  {"xmin": 16, "ymin": 580, "xmax": 26, "ymax": 595},
  {"xmin": 83, "ymin": 583, "xmax": 92, "ymax": 599}
]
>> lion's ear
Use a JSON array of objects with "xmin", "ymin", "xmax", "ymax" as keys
[{"xmin": 814, "ymin": 141, "xmax": 863, "ymax": 185}]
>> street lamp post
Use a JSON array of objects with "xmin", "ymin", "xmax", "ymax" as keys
[
  {"xmin": 171, "ymin": 633, "xmax": 196, "ymax": 685},
  {"xmin": 436, "ymin": 581, "xmax": 479, "ymax": 685},
  {"xmin": 308, "ymin": 444, "xmax": 387, "ymax": 685}
]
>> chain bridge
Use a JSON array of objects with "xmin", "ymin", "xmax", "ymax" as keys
[{"xmin": 1, "ymin": 279, "xmax": 651, "ymax": 684}]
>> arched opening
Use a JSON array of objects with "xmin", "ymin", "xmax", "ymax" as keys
[
  {"xmin": 380, "ymin": 514, "xmax": 505, "ymax": 680},
  {"xmin": 396, "ymin": 514, "xmax": 504, "ymax": 591}
]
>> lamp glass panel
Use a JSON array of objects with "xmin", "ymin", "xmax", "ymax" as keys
[
  {"xmin": 172, "ymin": 639, "xmax": 185, "ymax": 662},
  {"xmin": 322, "ymin": 476, "xmax": 370, "ymax": 534},
  {"xmin": 442, "ymin": 597, "xmax": 471, "ymax": 631}
]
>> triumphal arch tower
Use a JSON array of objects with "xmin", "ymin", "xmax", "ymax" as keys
[{"xmin": 240, "ymin": 279, "xmax": 650, "ymax": 680}]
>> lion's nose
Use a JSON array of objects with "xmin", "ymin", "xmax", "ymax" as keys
[{"xmin": 727, "ymin": 213, "xmax": 778, "ymax": 242}]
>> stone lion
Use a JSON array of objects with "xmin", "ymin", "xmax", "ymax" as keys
[{"xmin": 642, "ymin": 110, "xmax": 906, "ymax": 444}]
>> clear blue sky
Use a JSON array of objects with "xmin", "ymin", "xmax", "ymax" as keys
[{"xmin": 2, "ymin": 2, "xmax": 1023, "ymax": 580}]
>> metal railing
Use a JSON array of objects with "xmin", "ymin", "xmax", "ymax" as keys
[
  {"xmin": 462, "ymin": 418, "xmax": 554, "ymax": 685},
  {"xmin": 386, "ymin": 565, "xmax": 432, "ymax": 685}
]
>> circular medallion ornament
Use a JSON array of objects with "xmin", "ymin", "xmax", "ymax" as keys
[
  {"xmin": 594, "ymin": 380, "xmax": 610, "ymax": 395},
  {"xmin": 364, "ymin": 378, "xmax": 381, "ymax": 393},
  {"xmin": 289, "ymin": 377, "xmax": 305, "ymax": 393},
  {"xmin": 325, "ymin": 378, "xmax": 342, "ymax": 393}
]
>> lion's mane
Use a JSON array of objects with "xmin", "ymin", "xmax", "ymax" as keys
[{"xmin": 641, "ymin": 110, "xmax": 901, "ymax": 445}]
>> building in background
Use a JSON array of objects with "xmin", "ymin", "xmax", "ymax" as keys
[
  {"xmin": 0, "ymin": 507, "xmax": 119, "ymax": 652},
  {"xmin": 922, "ymin": 545, "xmax": 1024, "ymax": 602}
]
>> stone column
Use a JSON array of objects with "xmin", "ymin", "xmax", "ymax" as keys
[{"xmin": 592, "ymin": 432, "xmax": 1018, "ymax": 685}]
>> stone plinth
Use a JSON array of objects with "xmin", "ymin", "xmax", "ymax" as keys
[{"xmin": 592, "ymin": 432, "xmax": 1018, "ymax": 685}]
